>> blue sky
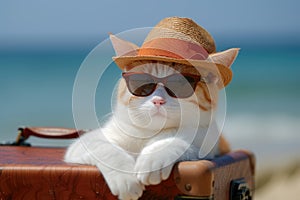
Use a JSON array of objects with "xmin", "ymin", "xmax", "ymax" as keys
[{"xmin": 1, "ymin": 0, "xmax": 300, "ymax": 49}]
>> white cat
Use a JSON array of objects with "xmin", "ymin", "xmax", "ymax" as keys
[{"xmin": 65, "ymin": 56, "xmax": 237, "ymax": 199}]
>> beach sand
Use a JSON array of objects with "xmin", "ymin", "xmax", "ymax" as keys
[{"xmin": 255, "ymin": 161, "xmax": 300, "ymax": 199}]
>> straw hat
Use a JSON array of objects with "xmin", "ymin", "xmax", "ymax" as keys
[{"xmin": 110, "ymin": 17, "xmax": 239, "ymax": 87}]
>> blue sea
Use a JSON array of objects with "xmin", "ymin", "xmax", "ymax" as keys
[{"xmin": 1, "ymin": 43, "xmax": 300, "ymax": 170}]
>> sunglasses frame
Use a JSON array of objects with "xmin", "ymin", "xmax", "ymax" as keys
[{"xmin": 122, "ymin": 72, "xmax": 204, "ymax": 98}]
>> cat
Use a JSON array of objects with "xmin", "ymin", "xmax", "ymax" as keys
[{"xmin": 65, "ymin": 51, "xmax": 237, "ymax": 200}]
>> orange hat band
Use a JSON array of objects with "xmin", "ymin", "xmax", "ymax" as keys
[{"xmin": 138, "ymin": 38, "xmax": 209, "ymax": 60}]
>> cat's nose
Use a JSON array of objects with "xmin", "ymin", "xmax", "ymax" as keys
[{"xmin": 152, "ymin": 96, "xmax": 166, "ymax": 107}]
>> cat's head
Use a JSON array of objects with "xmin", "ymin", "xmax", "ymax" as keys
[{"xmin": 114, "ymin": 51, "xmax": 237, "ymax": 133}]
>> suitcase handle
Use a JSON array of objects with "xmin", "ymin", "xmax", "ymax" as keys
[
  {"xmin": 18, "ymin": 127, "xmax": 84, "ymax": 139},
  {"xmin": 11, "ymin": 127, "xmax": 86, "ymax": 146}
]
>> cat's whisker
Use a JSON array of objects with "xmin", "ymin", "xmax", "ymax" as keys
[{"xmin": 129, "ymin": 110, "xmax": 151, "ymax": 121}]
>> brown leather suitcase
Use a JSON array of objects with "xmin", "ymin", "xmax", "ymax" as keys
[{"xmin": 0, "ymin": 127, "xmax": 255, "ymax": 200}]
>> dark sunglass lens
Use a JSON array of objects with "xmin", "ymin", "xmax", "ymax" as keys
[
  {"xmin": 165, "ymin": 74, "xmax": 197, "ymax": 98},
  {"xmin": 164, "ymin": 87, "xmax": 176, "ymax": 98},
  {"xmin": 125, "ymin": 73, "xmax": 156, "ymax": 96},
  {"xmin": 133, "ymin": 83, "xmax": 156, "ymax": 96}
]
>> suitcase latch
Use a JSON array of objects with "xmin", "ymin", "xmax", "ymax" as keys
[{"xmin": 230, "ymin": 178, "xmax": 252, "ymax": 200}]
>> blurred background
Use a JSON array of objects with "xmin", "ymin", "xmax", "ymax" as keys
[{"xmin": 1, "ymin": 0, "xmax": 300, "ymax": 199}]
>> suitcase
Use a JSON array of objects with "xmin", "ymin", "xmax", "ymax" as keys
[{"xmin": 0, "ymin": 127, "xmax": 255, "ymax": 200}]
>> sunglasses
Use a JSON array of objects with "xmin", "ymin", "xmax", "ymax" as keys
[{"xmin": 122, "ymin": 72, "xmax": 203, "ymax": 98}]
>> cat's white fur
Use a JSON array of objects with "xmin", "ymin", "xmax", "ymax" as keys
[{"xmin": 65, "ymin": 63, "xmax": 222, "ymax": 200}]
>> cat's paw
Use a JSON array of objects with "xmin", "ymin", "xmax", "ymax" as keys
[
  {"xmin": 134, "ymin": 155, "xmax": 174, "ymax": 186},
  {"xmin": 105, "ymin": 172, "xmax": 145, "ymax": 200}
]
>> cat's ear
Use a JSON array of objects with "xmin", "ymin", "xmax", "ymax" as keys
[
  {"xmin": 210, "ymin": 48, "xmax": 240, "ymax": 68},
  {"xmin": 109, "ymin": 34, "xmax": 139, "ymax": 57}
]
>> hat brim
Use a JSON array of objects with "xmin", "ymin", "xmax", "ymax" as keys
[{"xmin": 113, "ymin": 55, "xmax": 232, "ymax": 88}]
